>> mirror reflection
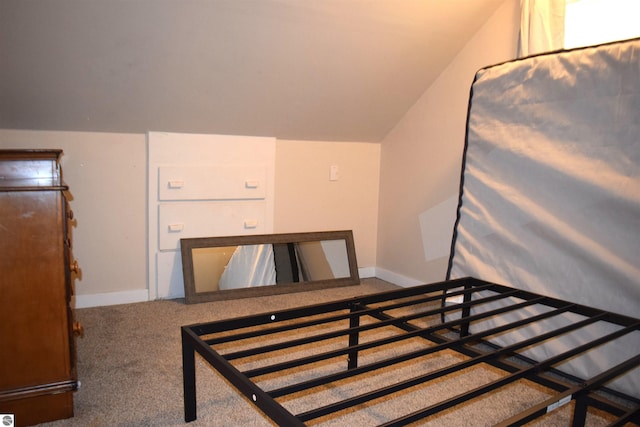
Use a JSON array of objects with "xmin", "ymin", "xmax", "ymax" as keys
[
  {"xmin": 181, "ymin": 231, "xmax": 359, "ymax": 303},
  {"xmin": 193, "ymin": 240, "xmax": 350, "ymax": 292}
]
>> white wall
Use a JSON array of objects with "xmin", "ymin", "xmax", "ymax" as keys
[
  {"xmin": 274, "ymin": 140, "xmax": 380, "ymax": 273},
  {"xmin": 0, "ymin": 0, "xmax": 521, "ymax": 303},
  {"xmin": 0, "ymin": 130, "xmax": 149, "ymax": 306},
  {"xmin": 376, "ymin": 0, "xmax": 521, "ymax": 286},
  {"xmin": 0, "ymin": 130, "xmax": 380, "ymax": 305}
]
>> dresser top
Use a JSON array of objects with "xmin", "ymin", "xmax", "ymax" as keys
[
  {"xmin": 0, "ymin": 149, "xmax": 63, "ymax": 161},
  {"xmin": 0, "ymin": 149, "xmax": 67, "ymax": 191}
]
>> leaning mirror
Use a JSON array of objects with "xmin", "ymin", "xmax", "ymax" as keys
[{"xmin": 181, "ymin": 230, "xmax": 360, "ymax": 303}]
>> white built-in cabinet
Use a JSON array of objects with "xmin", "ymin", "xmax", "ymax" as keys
[{"xmin": 147, "ymin": 132, "xmax": 275, "ymax": 299}]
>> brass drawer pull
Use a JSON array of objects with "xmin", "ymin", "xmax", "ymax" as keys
[
  {"xmin": 70, "ymin": 260, "xmax": 80, "ymax": 274},
  {"xmin": 72, "ymin": 322, "xmax": 84, "ymax": 337}
]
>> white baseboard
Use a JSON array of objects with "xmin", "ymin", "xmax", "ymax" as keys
[
  {"xmin": 75, "ymin": 289, "xmax": 150, "ymax": 309},
  {"xmin": 374, "ymin": 268, "xmax": 424, "ymax": 288},
  {"xmin": 358, "ymin": 267, "xmax": 376, "ymax": 278},
  {"xmin": 75, "ymin": 268, "xmax": 425, "ymax": 308}
]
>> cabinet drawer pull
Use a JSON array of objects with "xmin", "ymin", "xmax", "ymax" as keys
[
  {"xmin": 73, "ymin": 322, "xmax": 84, "ymax": 337},
  {"xmin": 70, "ymin": 260, "xmax": 80, "ymax": 274}
]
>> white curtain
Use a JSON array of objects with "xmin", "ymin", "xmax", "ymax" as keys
[{"xmin": 519, "ymin": 0, "xmax": 566, "ymax": 57}]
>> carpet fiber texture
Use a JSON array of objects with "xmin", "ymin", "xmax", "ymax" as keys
[{"xmin": 39, "ymin": 278, "xmax": 624, "ymax": 426}]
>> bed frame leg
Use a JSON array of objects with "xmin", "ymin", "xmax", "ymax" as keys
[
  {"xmin": 347, "ymin": 303, "xmax": 362, "ymax": 370},
  {"xmin": 572, "ymin": 395, "xmax": 588, "ymax": 427},
  {"xmin": 182, "ymin": 328, "xmax": 197, "ymax": 422},
  {"xmin": 460, "ymin": 284, "xmax": 473, "ymax": 337}
]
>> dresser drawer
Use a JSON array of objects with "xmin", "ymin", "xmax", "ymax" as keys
[
  {"xmin": 158, "ymin": 165, "xmax": 267, "ymax": 201},
  {"xmin": 158, "ymin": 201, "xmax": 267, "ymax": 250}
]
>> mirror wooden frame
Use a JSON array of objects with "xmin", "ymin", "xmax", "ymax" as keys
[{"xmin": 180, "ymin": 230, "xmax": 360, "ymax": 304}]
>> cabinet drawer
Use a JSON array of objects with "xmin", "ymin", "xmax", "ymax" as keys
[
  {"xmin": 158, "ymin": 201, "xmax": 267, "ymax": 250},
  {"xmin": 158, "ymin": 165, "xmax": 266, "ymax": 201}
]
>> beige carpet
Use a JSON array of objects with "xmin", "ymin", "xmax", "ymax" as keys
[{"xmin": 39, "ymin": 278, "xmax": 626, "ymax": 426}]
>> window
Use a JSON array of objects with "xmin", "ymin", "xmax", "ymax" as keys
[{"xmin": 564, "ymin": 0, "xmax": 640, "ymax": 49}]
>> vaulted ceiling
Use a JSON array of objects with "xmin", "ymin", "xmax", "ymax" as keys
[{"xmin": 0, "ymin": 0, "xmax": 506, "ymax": 142}]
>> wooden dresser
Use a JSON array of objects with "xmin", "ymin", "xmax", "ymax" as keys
[{"xmin": 0, "ymin": 149, "xmax": 80, "ymax": 426}]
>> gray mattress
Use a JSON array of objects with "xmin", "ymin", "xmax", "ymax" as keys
[{"xmin": 447, "ymin": 38, "xmax": 640, "ymax": 397}]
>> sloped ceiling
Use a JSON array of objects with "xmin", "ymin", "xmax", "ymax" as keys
[{"xmin": 0, "ymin": 0, "xmax": 506, "ymax": 142}]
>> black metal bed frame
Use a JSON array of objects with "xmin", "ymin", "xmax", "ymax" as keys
[{"xmin": 181, "ymin": 277, "xmax": 640, "ymax": 426}]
